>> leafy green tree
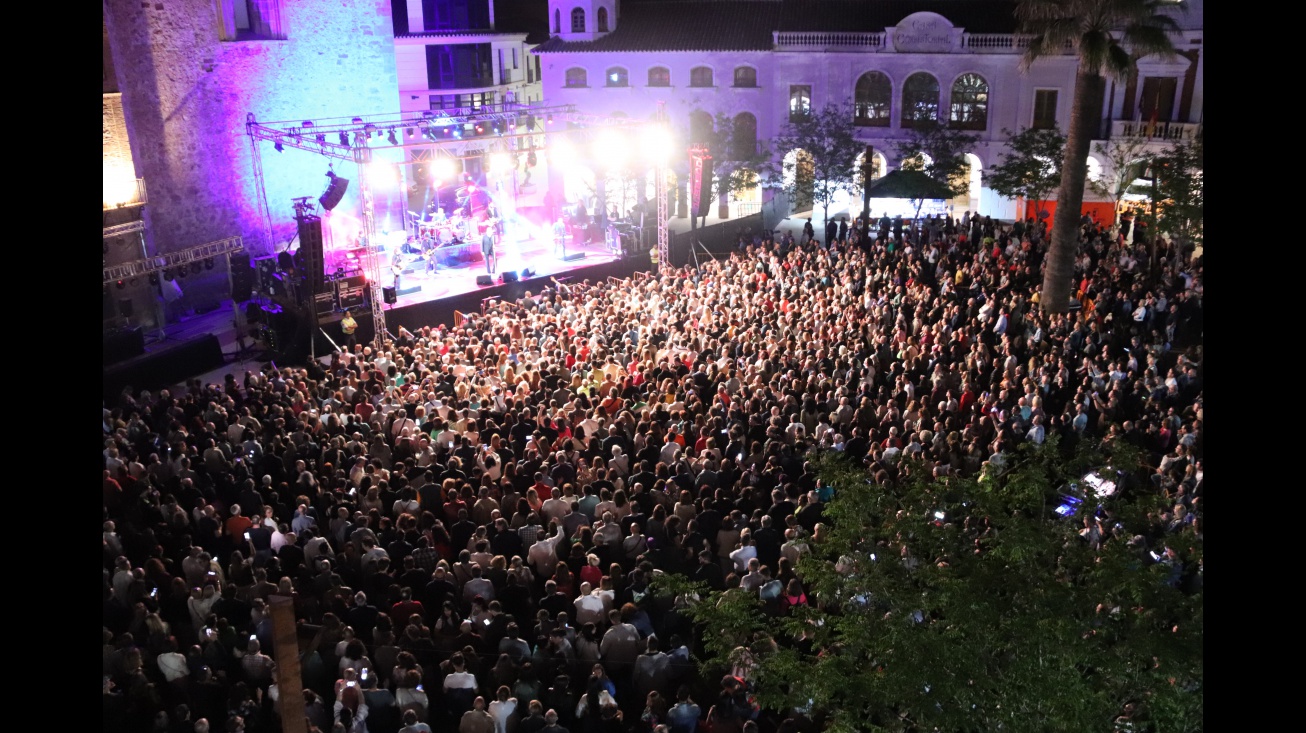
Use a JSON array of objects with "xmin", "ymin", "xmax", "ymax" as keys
[
  {"xmin": 772, "ymin": 102, "xmax": 864, "ymax": 231},
  {"xmin": 654, "ymin": 440, "xmax": 1202, "ymax": 733},
  {"xmin": 1089, "ymin": 136, "xmax": 1151, "ymax": 228},
  {"xmin": 986, "ymin": 127, "xmax": 1067, "ymax": 225},
  {"xmin": 1143, "ymin": 138, "xmax": 1204, "ymax": 260},
  {"xmin": 894, "ymin": 119, "xmax": 979, "ymax": 241},
  {"xmin": 1017, "ymin": 0, "xmax": 1182, "ymax": 312}
]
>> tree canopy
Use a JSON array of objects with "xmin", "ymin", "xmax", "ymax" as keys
[
  {"xmin": 772, "ymin": 102, "xmax": 864, "ymax": 225},
  {"xmin": 986, "ymin": 127, "xmax": 1067, "ymax": 222},
  {"xmin": 654, "ymin": 439, "xmax": 1202, "ymax": 733}
]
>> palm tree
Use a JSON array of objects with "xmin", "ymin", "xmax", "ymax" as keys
[{"xmin": 1017, "ymin": 0, "xmax": 1181, "ymax": 313}]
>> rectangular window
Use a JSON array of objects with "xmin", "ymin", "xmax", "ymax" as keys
[
  {"xmin": 425, "ymin": 43, "xmax": 494, "ymax": 89},
  {"xmin": 1139, "ymin": 77, "xmax": 1177, "ymax": 123},
  {"xmin": 218, "ymin": 0, "xmax": 286, "ymax": 41},
  {"xmin": 512, "ymin": 48, "xmax": 519, "ymax": 70},
  {"xmin": 789, "ymin": 85, "xmax": 811, "ymax": 122},
  {"xmin": 423, "ymin": 0, "xmax": 490, "ymax": 31},
  {"xmin": 499, "ymin": 49, "xmax": 509, "ymax": 85},
  {"xmin": 1032, "ymin": 89, "xmax": 1058, "ymax": 130}
]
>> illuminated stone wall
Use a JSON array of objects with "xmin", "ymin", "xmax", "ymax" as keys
[{"xmin": 103, "ymin": 0, "xmax": 401, "ymax": 260}]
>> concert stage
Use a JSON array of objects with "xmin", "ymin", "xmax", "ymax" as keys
[
  {"xmin": 332, "ymin": 243, "xmax": 653, "ymax": 343},
  {"xmin": 381, "ymin": 228, "xmax": 621, "ymax": 309}
]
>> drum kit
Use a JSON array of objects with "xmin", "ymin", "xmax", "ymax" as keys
[{"xmin": 416, "ymin": 212, "xmax": 471, "ymax": 245}]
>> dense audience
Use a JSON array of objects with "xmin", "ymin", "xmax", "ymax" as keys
[{"xmin": 103, "ymin": 211, "xmax": 1203, "ymax": 733}]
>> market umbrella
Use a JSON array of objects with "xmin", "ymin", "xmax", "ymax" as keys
[{"xmin": 864, "ymin": 169, "xmax": 956, "ymax": 200}]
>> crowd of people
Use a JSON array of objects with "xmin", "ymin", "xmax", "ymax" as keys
[{"xmin": 103, "ymin": 209, "xmax": 1203, "ymax": 733}]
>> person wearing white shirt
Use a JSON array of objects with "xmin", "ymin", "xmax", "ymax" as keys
[
  {"xmin": 728, "ymin": 530, "xmax": 758, "ymax": 574},
  {"xmin": 488, "ymin": 688, "xmax": 517, "ymax": 733},
  {"xmin": 573, "ymin": 582, "xmax": 606, "ymax": 627},
  {"xmin": 527, "ymin": 522, "xmax": 565, "ymax": 578},
  {"xmin": 156, "ymin": 639, "xmax": 189, "ymax": 683}
]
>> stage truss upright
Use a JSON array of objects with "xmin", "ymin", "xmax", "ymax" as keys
[
  {"xmin": 351, "ymin": 142, "xmax": 388, "ymax": 349},
  {"xmin": 655, "ymin": 102, "xmax": 670, "ymax": 269}
]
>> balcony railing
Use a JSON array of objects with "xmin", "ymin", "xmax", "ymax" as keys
[
  {"xmin": 774, "ymin": 32, "xmax": 886, "ymax": 49},
  {"xmin": 1111, "ymin": 120, "xmax": 1200, "ymax": 142},
  {"xmin": 774, "ymin": 31, "xmax": 1073, "ymax": 53}
]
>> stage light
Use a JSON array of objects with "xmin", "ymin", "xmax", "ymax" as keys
[
  {"xmin": 406, "ymin": 127, "xmax": 415, "ymax": 137},
  {"xmin": 338, "ymin": 131, "xmax": 350, "ymax": 146},
  {"xmin": 388, "ymin": 129, "xmax": 399, "ymax": 146},
  {"xmin": 453, "ymin": 128, "xmax": 462, "ymax": 139},
  {"xmin": 593, "ymin": 131, "xmax": 628, "ymax": 168},
  {"xmin": 490, "ymin": 153, "xmax": 512, "ymax": 175},
  {"xmin": 274, "ymin": 141, "xmax": 284, "ymax": 153},
  {"xmin": 432, "ymin": 158, "xmax": 456, "ymax": 181},
  {"xmin": 475, "ymin": 123, "xmax": 485, "ymax": 135},
  {"xmin": 526, "ymin": 114, "xmax": 537, "ymax": 130},
  {"xmin": 149, "ymin": 273, "xmax": 159, "ymax": 286},
  {"xmin": 191, "ymin": 261, "xmax": 203, "ymax": 275},
  {"xmin": 547, "ymin": 114, "xmax": 554, "ymax": 125},
  {"xmin": 316, "ymin": 133, "xmax": 327, "ymax": 144},
  {"xmin": 116, "ymin": 280, "xmax": 125, "ymax": 290},
  {"xmin": 302, "ymin": 120, "xmax": 314, "ymax": 129},
  {"xmin": 643, "ymin": 125, "xmax": 674, "ymax": 164},
  {"xmin": 163, "ymin": 269, "xmax": 174, "ymax": 281}
]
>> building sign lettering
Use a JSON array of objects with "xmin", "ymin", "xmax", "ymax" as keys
[{"xmin": 893, "ymin": 12, "xmax": 956, "ymax": 53}]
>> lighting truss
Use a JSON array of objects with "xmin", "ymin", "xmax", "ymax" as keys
[
  {"xmin": 103, "ymin": 220, "xmax": 146, "ymax": 239},
  {"xmin": 103, "ymin": 236, "xmax": 244, "ymax": 284}
]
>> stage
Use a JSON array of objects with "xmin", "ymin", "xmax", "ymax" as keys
[{"xmin": 376, "ymin": 227, "xmax": 622, "ymax": 309}]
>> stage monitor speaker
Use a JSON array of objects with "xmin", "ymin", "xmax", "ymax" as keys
[
  {"xmin": 382, "ymin": 286, "xmax": 398, "ymax": 304},
  {"xmin": 697, "ymin": 158, "xmax": 714, "ymax": 218},
  {"xmin": 229, "ymin": 253, "xmax": 254, "ymax": 301},
  {"xmin": 319, "ymin": 173, "xmax": 350, "ymax": 211},
  {"xmin": 475, "ymin": 274, "xmax": 493, "ymax": 286},
  {"xmin": 562, "ymin": 252, "xmax": 587, "ymax": 262},
  {"xmin": 500, "ymin": 270, "xmax": 519, "ymax": 284}
]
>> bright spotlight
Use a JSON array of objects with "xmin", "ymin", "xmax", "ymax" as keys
[
  {"xmin": 644, "ymin": 126, "xmax": 674, "ymax": 164},
  {"xmin": 432, "ymin": 158, "xmax": 457, "ymax": 181},
  {"xmin": 592, "ymin": 131, "xmax": 627, "ymax": 168},
  {"xmin": 489, "ymin": 153, "xmax": 513, "ymax": 175}
]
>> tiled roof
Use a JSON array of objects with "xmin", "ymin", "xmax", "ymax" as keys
[
  {"xmin": 779, "ymin": 0, "xmax": 1020, "ymax": 35},
  {"xmin": 494, "ymin": 0, "xmax": 553, "ymax": 45},
  {"xmin": 535, "ymin": 0, "xmax": 1021, "ymax": 53},
  {"xmin": 535, "ymin": 1, "xmax": 784, "ymax": 53}
]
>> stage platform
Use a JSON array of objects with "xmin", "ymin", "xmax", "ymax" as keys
[{"xmin": 380, "ymin": 229, "xmax": 621, "ymax": 309}]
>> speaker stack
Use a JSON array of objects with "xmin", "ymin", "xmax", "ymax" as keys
[{"xmin": 319, "ymin": 172, "xmax": 350, "ymax": 211}]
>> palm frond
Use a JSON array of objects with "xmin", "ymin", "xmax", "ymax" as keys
[
  {"xmin": 1103, "ymin": 44, "xmax": 1134, "ymax": 79},
  {"xmin": 1123, "ymin": 23, "xmax": 1180, "ymax": 61}
]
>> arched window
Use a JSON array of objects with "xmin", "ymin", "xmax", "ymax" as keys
[
  {"xmin": 597, "ymin": 7, "xmax": 608, "ymax": 32},
  {"xmin": 854, "ymin": 71, "xmax": 891, "ymax": 127},
  {"xmin": 733, "ymin": 66, "xmax": 757, "ymax": 88},
  {"xmin": 647, "ymin": 66, "xmax": 670, "ymax": 87},
  {"xmin": 554, "ymin": 9, "xmax": 560, "ymax": 33},
  {"xmin": 689, "ymin": 110, "xmax": 713, "ymax": 145},
  {"xmin": 901, "ymin": 72, "xmax": 940, "ymax": 128},
  {"xmin": 689, "ymin": 67, "xmax": 713, "ymax": 88},
  {"xmin": 605, "ymin": 67, "xmax": 628, "ymax": 87},
  {"xmin": 565, "ymin": 67, "xmax": 587, "ymax": 88},
  {"xmin": 949, "ymin": 73, "xmax": 989, "ymax": 131},
  {"xmin": 570, "ymin": 7, "xmax": 585, "ymax": 33},
  {"xmin": 732, "ymin": 112, "xmax": 757, "ymax": 160}
]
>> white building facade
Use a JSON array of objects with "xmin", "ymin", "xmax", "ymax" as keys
[{"xmin": 535, "ymin": 0, "xmax": 1203, "ymax": 222}]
